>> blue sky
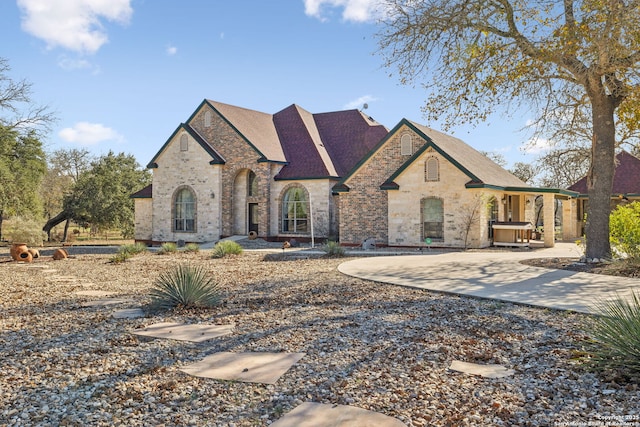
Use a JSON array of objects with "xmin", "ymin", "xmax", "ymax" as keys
[{"xmin": 0, "ymin": 0, "xmax": 549, "ymax": 168}]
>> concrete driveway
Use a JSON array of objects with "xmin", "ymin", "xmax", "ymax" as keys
[{"xmin": 338, "ymin": 243, "xmax": 640, "ymax": 314}]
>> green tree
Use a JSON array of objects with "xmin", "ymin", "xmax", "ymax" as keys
[
  {"xmin": 44, "ymin": 151, "xmax": 151, "ymax": 239},
  {"xmin": 1, "ymin": 57, "xmax": 55, "ymax": 240},
  {"xmin": 40, "ymin": 148, "xmax": 93, "ymax": 240},
  {"xmin": 378, "ymin": 0, "xmax": 640, "ymax": 260},
  {"xmin": 0, "ymin": 126, "xmax": 47, "ymax": 240}
]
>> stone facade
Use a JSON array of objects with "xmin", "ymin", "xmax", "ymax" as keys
[
  {"xmin": 338, "ymin": 126, "xmax": 418, "ymax": 245},
  {"xmin": 338, "ymin": 122, "xmax": 537, "ymax": 249}
]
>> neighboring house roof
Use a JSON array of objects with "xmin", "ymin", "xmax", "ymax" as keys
[
  {"xmin": 131, "ymin": 184, "xmax": 152, "ymax": 198},
  {"xmin": 568, "ymin": 150, "xmax": 640, "ymax": 196}
]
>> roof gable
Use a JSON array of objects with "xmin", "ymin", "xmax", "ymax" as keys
[
  {"xmin": 336, "ymin": 119, "xmax": 527, "ymax": 192},
  {"xmin": 147, "ymin": 123, "xmax": 225, "ymax": 168},
  {"xmin": 385, "ymin": 121, "xmax": 527, "ymax": 189},
  {"xmin": 568, "ymin": 150, "xmax": 640, "ymax": 195},
  {"xmin": 203, "ymin": 100, "xmax": 286, "ymax": 163}
]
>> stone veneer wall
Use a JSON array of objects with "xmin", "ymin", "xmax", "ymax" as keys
[
  {"xmin": 389, "ymin": 145, "xmax": 494, "ymax": 248},
  {"xmin": 133, "ymin": 198, "xmax": 152, "ymax": 241},
  {"xmin": 339, "ymin": 126, "xmax": 420, "ymax": 245},
  {"xmin": 269, "ymin": 179, "xmax": 336, "ymax": 240},
  {"xmin": 150, "ymin": 132, "xmax": 222, "ymax": 243},
  {"xmin": 189, "ymin": 105, "xmax": 276, "ymax": 238}
]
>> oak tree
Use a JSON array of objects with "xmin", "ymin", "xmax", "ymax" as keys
[{"xmin": 378, "ymin": 0, "xmax": 640, "ymax": 259}]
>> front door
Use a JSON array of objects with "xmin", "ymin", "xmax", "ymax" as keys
[{"xmin": 248, "ymin": 203, "xmax": 259, "ymax": 234}]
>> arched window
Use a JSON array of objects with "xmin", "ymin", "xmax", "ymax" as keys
[
  {"xmin": 204, "ymin": 110, "xmax": 212, "ymax": 127},
  {"xmin": 173, "ymin": 187, "xmax": 196, "ymax": 232},
  {"xmin": 180, "ymin": 134, "xmax": 188, "ymax": 151},
  {"xmin": 247, "ymin": 171, "xmax": 258, "ymax": 196},
  {"xmin": 401, "ymin": 134, "xmax": 412, "ymax": 155},
  {"xmin": 422, "ymin": 197, "xmax": 443, "ymax": 240},
  {"xmin": 282, "ymin": 187, "xmax": 308, "ymax": 233},
  {"xmin": 425, "ymin": 157, "xmax": 439, "ymax": 182}
]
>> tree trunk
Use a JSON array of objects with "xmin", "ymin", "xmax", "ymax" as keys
[
  {"xmin": 585, "ymin": 94, "xmax": 616, "ymax": 260},
  {"xmin": 62, "ymin": 218, "xmax": 71, "ymax": 242}
]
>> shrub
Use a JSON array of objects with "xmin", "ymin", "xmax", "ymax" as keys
[
  {"xmin": 4, "ymin": 216, "xmax": 47, "ymax": 246},
  {"xmin": 183, "ymin": 243, "xmax": 200, "ymax": 253},
  {"xmin": 109, "ymin": 251, "xmax": 131, "ymax": 263},
  {"xmin": 610, "ymin": 202, "xmax": 640, "ymax": 260},
  {"xmin": 158, "ymin": 242, "xmax": 178, "ymax": 255},
  {"xmin": 211, "ymin": 240, "xmax": 243, "ymax": 258},
  {"xmin": 149, "ymin": 264, "xmax": 222, "ymax": 310},
  {"xmin": 588, "ymin": 291, "xmax": 640, "ymax": 373},
  {"xmin": 323, "ymin": 240, "xmax": 345, "ymax": 257},
  {"xmin": 119, "ymin": 242, "xmax": 148, "ymax": 256}
]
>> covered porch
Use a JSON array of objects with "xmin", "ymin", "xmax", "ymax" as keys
[{"xmin": 489, "ymin": 187, "xmax": 578, "ymax": 248}]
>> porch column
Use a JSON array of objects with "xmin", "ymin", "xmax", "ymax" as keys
[
  {"xmin": 562, "ymin": 199, "xmax": 576, "ymax": 241},
  {"xmin": 543, "ymin": 193, "xmax": 555, "ymax": 248}
]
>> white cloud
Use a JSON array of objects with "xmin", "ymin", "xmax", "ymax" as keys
[
  {"xmin": 166, "ymin": 45, "xmax": 178, "ymax": 56},
  {"xmin": 59, "ymin": 122, "xmax": 124, "ymax": 146},
  {"xmin": 522, "ymin": 137, "xmax": 554, "ymax": 155},
  {"xmin": 17, "ymin": 0, "xmax": 133, "ymax": 54},
  {"xmin": 343, "ymin": 95, "xmax": 377, "ymax": 110},
  {"xmin": 304, "ymin": 0, "xmax": 383, "ymax": 22}
]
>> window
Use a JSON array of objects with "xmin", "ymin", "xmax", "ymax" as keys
[
  {"xmin": 282, "ymin": 187, "xmax": 308, "ymax": 233},
  {"xmin": 425, "ymin": 157, "xmax": 439, "ymax": 181},
  {"xmin": 422, "ymin": 197, "xmax": 443, "ymax": 240},
  {"xmin": 401, "ymin": 134, "xmax": 412, "ymax": 155},
  {"xmin": 180, "ymin": 134, "xmax": 188, "ymax": 151},
  {"xmin": 173, "ymin": 188, "xmax": 196, "ymax": 232},
  {"xmin": 204, "ymin": 110, "xmax": 212, "ymax": 127},
  {"xmin": 247, "ymin": 171, "xmax": 258, "ymax": 196}
]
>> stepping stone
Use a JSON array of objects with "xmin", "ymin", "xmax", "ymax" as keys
[
  {"xmin": 271, "ymin": 402, "xmax": 407, "ymax": 427},
  {"xmin": 449, "ymin": 360, "xmax": 515, "ymax": 378},
  {"xmin": 82, "ymin": 298, "xmax": 132, "ymax": 307},
  {"xmin": 40, "ymin": 269, "xmax": 58, "ymax": 274},
  {"xmin": 75, "ymin": 290, "xmax": 116, "ymax": 297},
  {"xmin": 112, "ymin": 308, "xmax": 145, "ymax": 319},
  {"xmin": 180, "ymin": 352, "xmax": 305, "ymax": 384},
  {"xmin": 131, "ymin": 322, "xmax": 234, "ymax": 342}
]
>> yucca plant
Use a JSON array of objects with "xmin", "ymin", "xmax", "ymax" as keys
[
  {"xmin": 158, "ymin": 242, "xmax": 178, "ymax": 255},
  {"xmin": 323, "ymin": 240, "xmax": 345, "ymax": 257},
  {"xmin": 149, "ymin": 264, "xmax": 222, "ymax": 310},
  {"xmin": 211, "ymin": 240, "xmax": 243, "ymax": 258},
  {"xmin": 183, "ymin": 243, "xmax": 200, "ymax": 253},
  {"xmin": 589, "ymin": 291, "xmax": 640, "ymax": 373}
]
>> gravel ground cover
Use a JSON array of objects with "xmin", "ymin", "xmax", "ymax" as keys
[{"xmin": 1, "ymin": 247, "xmax": 639, "ymax": 426}]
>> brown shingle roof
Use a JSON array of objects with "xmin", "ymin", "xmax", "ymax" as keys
[
  {"xmin": 409, "ymin": 122, "xmax": 528, "ymax": 187},
  {"xmin": 568, "ymin": 150, "xmax": 640, "ymax": 195},
  {"xmin": 206, "ymin": 100, "xmax": 388, "ymax": 180},
  {"xmin": 207, "ymin": 100, "xmax": 286, "ymax": 162}
]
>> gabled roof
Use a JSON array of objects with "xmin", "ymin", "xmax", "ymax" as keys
[
  {"xmin": 153, "ymin": 99, "xmax": 388, "ymax": 180},
  {"xmin": 336, "ymin": 119, "xmax": 527, "ymax": 192},
  {"xmin": 568, "ymin": 150, "xmax": 640, "ymax": 196},
  {"xmin": 147, "ymin": 123, "xmax": 225, "ymax": 168},
  {"xmin": 131, "ymin": 184, "xmax": 152, "ymax": 198},
  {"xmin": 205, "ymin": 100, "xmax": 286, "ymax": 162}
]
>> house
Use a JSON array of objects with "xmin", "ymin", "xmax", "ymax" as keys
[
  {"xmin": 133, "ymin": 100, "xmax": 573, "ymax": 249},
  {"xmin": 564, "ymin": 150, "xmax": 640, "ymax": 239},
  {"xmin": 131, "ymin": 100, "xmax": 388, "ymax": 245},
  {"xmin": 334, "ymin": 120, "xmax": 574, "ymax": 248}
]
